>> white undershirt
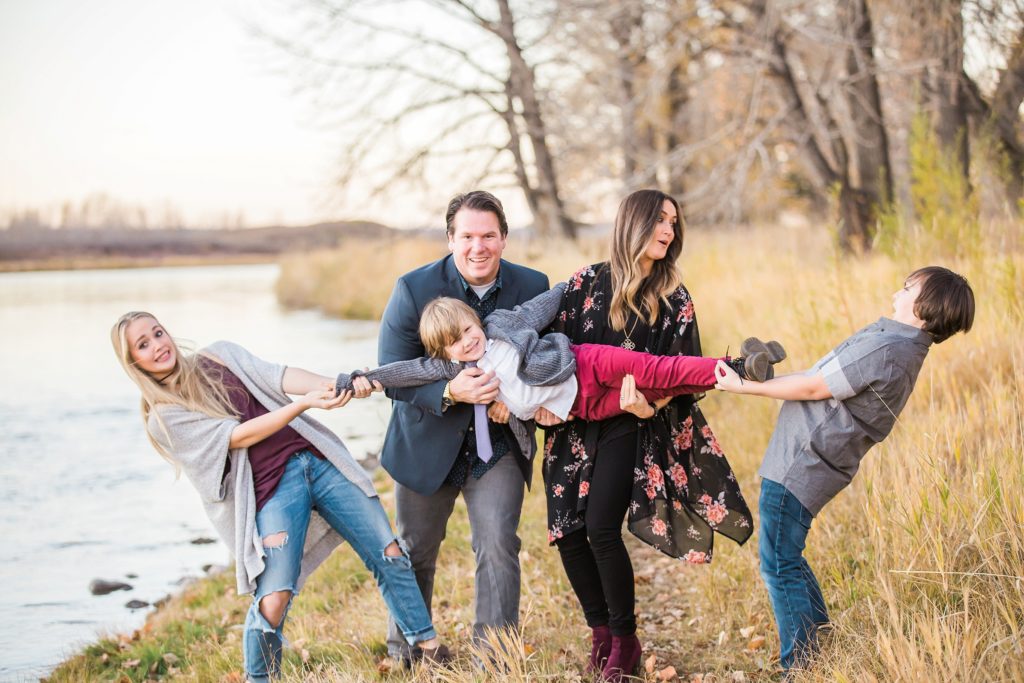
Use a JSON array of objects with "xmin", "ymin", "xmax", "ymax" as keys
[
  {"xmin": 469, "ymin": 280, "xmax": 496, "ymax": 300},
  {"xmin": 477, "ymin": 339, "xmax": 578, "ymax": 421}
]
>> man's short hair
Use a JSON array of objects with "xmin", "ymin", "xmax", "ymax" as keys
[
  {"xmin": 419, "ymin": 297, "xmax": 483, "ymax": 358},
  {"xmin": 445, "ymin": 190, "xmax": 509, "ymax": 237},
  {"xmin": 908, "ymin": 266, "xmax": 975, "ymax": 344}
]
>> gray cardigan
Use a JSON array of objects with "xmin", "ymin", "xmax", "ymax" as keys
[
  {"xmin": 150, "ymin": 341, "xmax": 378, "ymax": 595},
  {"xmin": 336, "ymin": 284, "xmax": 575, "ymax": 457}
]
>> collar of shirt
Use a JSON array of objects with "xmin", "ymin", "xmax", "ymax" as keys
[
  {"xmin": 876, "ymin": 317, "xmax": 933, "ymax": 346},
  {"xmin": 457, "ymin": 270, "xmax": 502, "ymax": 301}
]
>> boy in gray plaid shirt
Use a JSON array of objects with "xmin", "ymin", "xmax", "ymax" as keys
[{"xmin": 714, "ymin": 266, "xmax": 975, "ymax": 672}]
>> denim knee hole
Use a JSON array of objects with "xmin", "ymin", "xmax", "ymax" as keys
[
  {"xmin": 381, "ymin": 538, "xmax": 412, "ymax": 568},
  {"xmin": 262, "ymin": 531, "xmax": 289, "ymax": 552}
]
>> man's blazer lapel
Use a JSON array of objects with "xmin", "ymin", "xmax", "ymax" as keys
[{"xmin": 495, "ymin": 259, "xmax": 522, "ymax": 311}]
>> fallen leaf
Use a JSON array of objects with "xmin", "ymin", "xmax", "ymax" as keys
[
  {"xmin": 747, "ymin": 635, "xmax": 766, "ymax": 650},
  {"xmin": 100, "ymin": 653, "xmax": 110, "ymax": 664},
  {"xmin": 645, "ymin": 653, "xmax": 658, "ymax": 673},
  {"xmin": 162, "ymin": 653, "xmax": 180, "ymax": 666},
  {"xmin": 688, "ymin": 674, "xmax": 704, "ymax": 683},
  {"xmin": 300, "ymin": 648, "xmax": 311, "ymax": 664},
  {"xmin": 376, "ymin": 659, "xmax": 392, "ymax": 675},
  {"xmin": 121, "ymin": 659, "xmax": 141, "ymax": 669},
  {"xmin": 730, "ymin": 672, "xmax": 747, "ymax": 682},
  {"xmin": 717, "ymin": 630, "xmax": 727, "ymax": 646},
  {"xmin": 657, "ymin": 665, "xmax": 678, "ymax": 681},
  {"xmin": 739, "ymin": 626, "xmax": 755, "ymax": 639},
  {"xmin": 524, "ymin": 643, "xmax": 536, "ymax": 655}
]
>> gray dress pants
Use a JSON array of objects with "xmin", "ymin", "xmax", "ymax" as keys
[{"xmin": 386, "ymin": 452, "xmax": 525, "ymax": 659}]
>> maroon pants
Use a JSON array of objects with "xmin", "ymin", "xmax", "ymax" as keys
[{"xmin": 569, "ymin": 343, "xmax": 721, "ymax": 421}]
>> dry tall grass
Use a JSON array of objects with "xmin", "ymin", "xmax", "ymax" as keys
[{"xmin": 53, "ymin": 220, "xmax": 1024, "ymax": 681}]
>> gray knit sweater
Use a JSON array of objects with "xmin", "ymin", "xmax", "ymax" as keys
[
  {"xmin": 336, "ymin": 284, "xmax": 574, "ymax": 457},
  {"xmin": 150, "ymin": 341, "xmax": 378, "ymax": 595}
]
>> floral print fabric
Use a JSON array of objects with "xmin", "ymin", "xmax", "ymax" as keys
[{"xmin": 542, "ymin": 263, "xmax": 752, "ymax": 562}]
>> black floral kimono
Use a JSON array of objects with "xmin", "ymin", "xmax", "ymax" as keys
[{"xmin": 542, "ymin": 263, "xmax": 752, "ymax": 562}]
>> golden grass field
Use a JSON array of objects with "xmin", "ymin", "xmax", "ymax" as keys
[{"xmin": 52, "ymin": 219, "xmax": 1024, "ymax": 682}]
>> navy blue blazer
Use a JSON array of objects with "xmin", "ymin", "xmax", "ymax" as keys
[{"xmin": 378, "ymin": 255, "xmax": 550, "ymax": 495}]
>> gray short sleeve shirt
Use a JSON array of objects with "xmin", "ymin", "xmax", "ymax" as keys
[{"xmin": 758, "ymin": 318, "xmax": 933, "ymax": 515}]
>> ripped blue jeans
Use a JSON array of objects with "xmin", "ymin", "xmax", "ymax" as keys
[{"xmin": 244, "ymin": 450, "xmax": 436, "ymax": 682}]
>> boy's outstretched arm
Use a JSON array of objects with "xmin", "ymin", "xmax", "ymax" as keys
[
  {"xmin": 335, "ymin": 357, "xmax": 459, "ymax": 396},
  {"xmin": 714, "ymin": 360, "xmax": 833, "ymax": 401}
]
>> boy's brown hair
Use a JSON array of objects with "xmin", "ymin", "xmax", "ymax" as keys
[
  {"xmin": 419, "ymin": 297, "xmax": 482, "ymax": 358},
  {"xmin": 909, "ymin": 266, "xmax": 975, "ymax": 344}
]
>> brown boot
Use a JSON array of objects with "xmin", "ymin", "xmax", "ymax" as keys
[{"xmin": 420, "ymin": 644, "xmax": 455, "ymax": 670}]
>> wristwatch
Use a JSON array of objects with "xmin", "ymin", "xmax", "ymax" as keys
[{"xmin": 441, "ymin": 382, "xmax": 456, "ymax": 411}]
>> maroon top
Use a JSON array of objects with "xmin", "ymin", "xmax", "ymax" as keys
[{"xmin": 202, "ymin": 358, "xmax": 322, "ymax": 511}]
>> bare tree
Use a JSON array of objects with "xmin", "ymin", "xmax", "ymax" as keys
[
  {"xmin": 739, "ymin": 0, "xmax": 893, "ymax": 250},
  {"xmin": 963, "ymin": 1, "xmax": 1024, "ymax": 206},
  {"xmin": 258, "ymin": 0, "xmax": 574, "ymax": 237}
]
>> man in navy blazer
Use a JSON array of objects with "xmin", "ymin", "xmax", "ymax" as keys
[{"xmin": 379, "ymin": 191, "xmax": 549, "ymax": 663}]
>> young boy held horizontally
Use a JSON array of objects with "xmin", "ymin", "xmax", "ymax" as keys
[{"xmin": 713, "ymin": 266, "xmax": 975, "ymax": 672}]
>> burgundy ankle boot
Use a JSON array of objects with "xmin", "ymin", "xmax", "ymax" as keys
[
  {"xmin": 602, "ymin": 633, "xmax": 642, "ymax": 681},
  {"xmin": 586, "ymin": 625, "xmax": 612, "ymax": 673}
]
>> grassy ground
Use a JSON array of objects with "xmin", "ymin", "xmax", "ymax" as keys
[{"xmin": 50, "ymin": 220, "xmax": 1024, "ymax": 681}]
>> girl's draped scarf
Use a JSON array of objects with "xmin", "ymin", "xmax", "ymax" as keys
[{"xmin": 543, "ymin": 264, "xmax": 753, "ymax": 562}]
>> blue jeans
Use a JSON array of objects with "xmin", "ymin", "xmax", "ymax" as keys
[
  {"xmin": 244, "ymin": 451, "xmax": 436, "ymax": 682},
  {"xmin": 758, "ymin": 478, "xmax": 829, "ymax": 670}
]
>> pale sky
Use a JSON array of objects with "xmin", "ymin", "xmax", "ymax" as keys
[{"xmin": 0, "ymin": 0, "xmax": 360, "ymax": 227}]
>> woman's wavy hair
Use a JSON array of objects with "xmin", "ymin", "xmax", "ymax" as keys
[
  {"xmin": 111, "ymin": 312, "xmax": 238, "ymax": 463},
  {"xmin": 608, "ymin": 189, "xmax": 684, "ymax": 331}
]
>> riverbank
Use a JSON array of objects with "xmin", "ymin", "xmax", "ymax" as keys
[
  {"xmin": 48, "ymin": 467, "xmax": 774, "ymax": 682},
  {"xmin": 48, "ymin": 219, "xmax": 1024, "ymax": 680}
]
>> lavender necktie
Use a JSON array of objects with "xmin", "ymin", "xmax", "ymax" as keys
[{"xmin": 467, "ymin": 361, "xmax": 493, "ymax": 462}]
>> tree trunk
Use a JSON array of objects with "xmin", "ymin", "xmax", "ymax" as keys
[
  {"xmin": 989, "ymin": 29, "xmax": 1024, "ymax": 204},
  {"xmin": 496, "ymin": 0, "xmax": 575, "ymax": 239},
  {"xmin": 915, "ymin": 0, "xmax": 970, "ymax": 180},
  {"xmin": 665, "ymin": 62, "xmax": 688, "ymax": 198},
  {"xmin": 611, "ymin": 3, "xmax": 644, "ymax": 189},
  {"xmin": 839, "ymin": 0, "xmax": 892, "ymax": 248}
]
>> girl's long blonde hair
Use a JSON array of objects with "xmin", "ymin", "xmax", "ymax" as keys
[
  {"xmin": 111, "ymin": 312, "xmax": 238, "ymax": 462},
  {"xmin": 608, "ymin": 189, "xmax": 684, "ymax": 331}
]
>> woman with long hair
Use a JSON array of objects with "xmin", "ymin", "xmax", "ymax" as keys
[
  {"xmin": 111, "ymin": 312, "xmax": 450, "ymax": 682},
  {"xmin": 539, "ymin": 190, "xmax": 754, "ymax": 680}
]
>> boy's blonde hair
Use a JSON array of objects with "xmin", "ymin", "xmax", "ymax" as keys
[{"xmin": 419, "ymin": 297, "xmax": 482, "ymax": 358}]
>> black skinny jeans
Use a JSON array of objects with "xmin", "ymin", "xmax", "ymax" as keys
[{"xmin": 554, "ymin": 427, "xmax": 638, "ymax": 636}]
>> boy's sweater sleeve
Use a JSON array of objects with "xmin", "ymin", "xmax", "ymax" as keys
[{"xmin": 335, "ymin": 357, "xmax": 460, "ymax": 396}]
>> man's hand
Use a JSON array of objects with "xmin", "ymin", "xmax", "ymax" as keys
[
  {"xmin": 533, "ymin": 406, "xmax": 565, "ymax": 426},
  {"xmin": 487, "ymin": 400, "xmax": 511, "ymax": 424},
  {"xmin": 448, "ymin": 366, "xmax": 500, "ymax": 405},
  {"xmin": 619, "ymin": 374, "xmax": 655, "ymax": 418}
]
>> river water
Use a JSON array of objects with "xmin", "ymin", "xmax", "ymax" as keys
[{"xmin": 0, "ymin": 264, "xmax": 391, "ymax": 681}]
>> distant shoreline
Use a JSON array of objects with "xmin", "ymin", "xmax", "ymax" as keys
[
  {"xmin": 0, "ymin": 253, "xmax": 278, "ymax": 274},
  {"xmin": 0, "ymin": 220, "xmax": 404, "ymax": 274}
]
